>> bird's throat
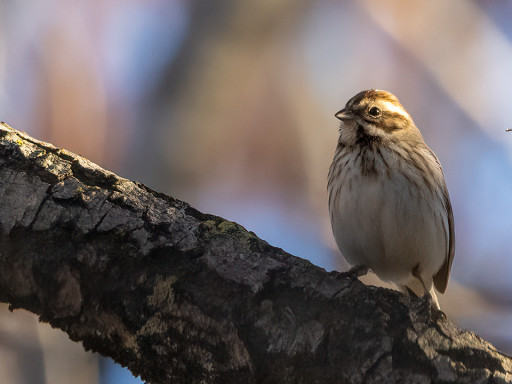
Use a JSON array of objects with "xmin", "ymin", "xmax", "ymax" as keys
[{"xmin": 355, "ymin": 124, "xmax": 381, "ymax": 150}]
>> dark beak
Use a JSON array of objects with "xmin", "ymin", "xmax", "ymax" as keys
[{"xmin": 335, "ymin": 109, "xmax": 353, "ymax": 120}]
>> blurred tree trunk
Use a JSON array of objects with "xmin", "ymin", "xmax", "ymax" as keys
[{"xmin": 1, "ymin": 124, "xmax": 512, "ymax": 384}]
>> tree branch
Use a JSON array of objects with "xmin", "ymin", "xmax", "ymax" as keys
[{"xmin": 0, "ymin": 123, "xmax": 510, "ymax": 384}]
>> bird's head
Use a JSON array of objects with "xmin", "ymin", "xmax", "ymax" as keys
[{"xmin": 335, "ymin": 89, "xmax": 422, "ymax": 146}]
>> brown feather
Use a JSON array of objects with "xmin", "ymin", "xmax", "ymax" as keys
[{"xmin": 433, "ymin": 185, "xmax": 455, "ymax": 293}]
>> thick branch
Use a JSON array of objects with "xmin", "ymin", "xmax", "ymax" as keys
[{"xmin": 0, "ymin": 123, "xmax": 510, "ymax": 384}]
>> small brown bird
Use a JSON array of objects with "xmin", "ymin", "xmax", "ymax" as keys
[{"xmin": 328, "ymin": 90, "xmax": 454, "ymax": 309}]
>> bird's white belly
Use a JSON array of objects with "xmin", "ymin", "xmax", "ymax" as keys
[{"xmin": 331, "ymin": 173, "xmax": 445, "ymax": 284}]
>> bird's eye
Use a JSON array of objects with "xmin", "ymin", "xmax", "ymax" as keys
[{"xmin": 368, "ymin": 106, "xmax": 381, "ymax": 118}]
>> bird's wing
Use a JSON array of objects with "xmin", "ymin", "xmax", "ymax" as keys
[{"xmin": 433, "ymin": 182, "xmax": 455, "ymax": 294}]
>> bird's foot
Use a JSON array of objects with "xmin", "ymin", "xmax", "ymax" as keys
[
  {"xmin": 404, "ymin": 288, "xmax": 443, "ymax": 320},
  {"xmin": 332, "ymin": 265, "xmax": 369, "ymax": 298},
  {"xmin": 341, "ymin": 265, "xmax": 369, "ymax": 279},
  {"xmin": 420, "ymin": 291, "xmax": 435, "ymax": 308}
]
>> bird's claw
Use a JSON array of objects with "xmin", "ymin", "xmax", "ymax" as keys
[{"xmin": 341, "ymin": 265, "xmax": 369, "ymax": 279}]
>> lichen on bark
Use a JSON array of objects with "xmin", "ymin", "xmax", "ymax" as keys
[{"xmin": 0, "ymin": 122, "xmax": 511, "ymax": 384}]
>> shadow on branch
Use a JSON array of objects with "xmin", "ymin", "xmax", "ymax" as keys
[{"xmin": 0, "ymin": 123, "xmax": 510, "ymax": 384}]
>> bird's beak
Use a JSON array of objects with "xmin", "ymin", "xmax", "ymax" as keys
[{"xmin": 335, "ymin": 109, "xmax": 353, "ymax": 120}]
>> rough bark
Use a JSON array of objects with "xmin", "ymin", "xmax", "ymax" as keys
[{"xmin": 0, "ymin": 122, "xmax": 510, "ymax": 384}]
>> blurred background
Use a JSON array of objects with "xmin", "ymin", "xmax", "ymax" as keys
[{"xmin": 1, "ymin": 0, "xmax": 512, "ymax": 382}]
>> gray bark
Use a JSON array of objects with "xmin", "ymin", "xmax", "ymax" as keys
[{"xmin": 0, "ymin": 122, "xmax": 511, "ymax": 384}]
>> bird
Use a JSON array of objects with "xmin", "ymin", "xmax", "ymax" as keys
[{"xmin": 327, "ymin": 89, "xmax": 454, "ymax": 309}]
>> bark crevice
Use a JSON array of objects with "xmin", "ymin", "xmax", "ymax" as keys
[{"xmin": 0, "ymin": 123, "xmax": 510, "ymax": 384}]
